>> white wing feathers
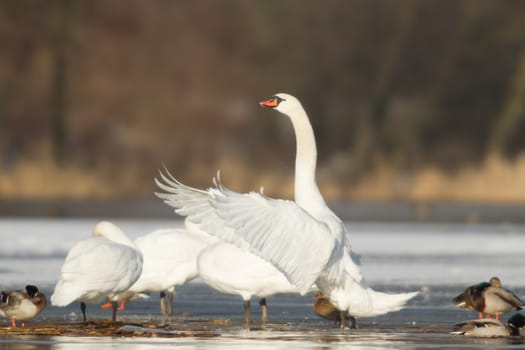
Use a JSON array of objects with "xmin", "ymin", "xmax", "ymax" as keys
[
  {"xmin": 154, "ymin": 169, "xmax": 212, "ymax": 219},
  {"xmin": 212, "ymin": 191, "xmax": 335, "ymax": 293},
  {"xmin": 155, "ymin": 170, "xmax": 246, "ymax": 246},
  {"xmin": 155, "ymin": 169, "xmax": 335, "ymax": 294}
]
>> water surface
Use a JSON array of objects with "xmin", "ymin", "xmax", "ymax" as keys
[{"xmin": 1, "ymin": 219, "xmax": 524, "ymax": 349}]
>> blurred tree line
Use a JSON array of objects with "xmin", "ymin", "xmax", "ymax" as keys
[{"xmin": 2, "ymin": 0, "xmax": 525, "ymax": 200}]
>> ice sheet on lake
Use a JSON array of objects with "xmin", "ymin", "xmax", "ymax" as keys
[{"xmin": 0, "ymin": 219, "xmax": 524, "ymax": 287}]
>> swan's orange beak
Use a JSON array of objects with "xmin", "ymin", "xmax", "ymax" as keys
[{"xmin": 259, "ymin": 97, "xmax": 279, "ymax": 108}]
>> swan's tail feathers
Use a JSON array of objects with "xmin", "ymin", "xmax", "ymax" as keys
[
  {"xmin": 365, "ymin": 289, "xmax": 419, "ymax": 316},
  {"xmin": 50, "ymin": 281, "xmax": 79, "ymax": 307}
]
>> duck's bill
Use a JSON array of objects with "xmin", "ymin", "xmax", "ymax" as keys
[{"xmin": 456, "ymin": 301, "xmax": 467, "ymax": 308}]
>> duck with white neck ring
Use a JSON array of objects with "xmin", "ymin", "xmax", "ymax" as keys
[
  {"xmin": 156, "ymin": 93, "xmax": 418, "ymax": 328},
  {"xmin": 0, "ymin": 285, "xmax": 47, "ymax": 327},
  {"xmin": 451, "ymin": 313, "xmax": 525, "ymax": 337},
  {"xmin": 453, "ymin": 276, "xmax": 523, "ymax": 320}
]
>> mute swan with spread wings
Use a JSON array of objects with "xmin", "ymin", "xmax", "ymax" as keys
[{"xmin": 156, "ymin": 93, "xmax": 418, "ymax": 326}]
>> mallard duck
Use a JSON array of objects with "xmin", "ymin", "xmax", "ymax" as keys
[
  {"xmin": 0, "ymin": 285, "xmax": 47, "ymax": 327},
  {"xmin": 451, "ymin": 313, "xmax": 525, "ymax": 337},
  {"xmin": 313, "ymin": 293, "xmax": 357, "ymax": 328},
  {"xmin": 453, "ymin": 277, "xmax": 522, "ymax": 319}
]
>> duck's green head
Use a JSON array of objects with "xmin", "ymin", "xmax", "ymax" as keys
[
  {"xmin": 474, "ymin": 282, "xmax": 491, "ymax": 291},
  {"xmin": 508, "ymin": 313, "xmax": 525, "ymax": 329}
]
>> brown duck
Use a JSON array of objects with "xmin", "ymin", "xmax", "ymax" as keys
[
  {"xmin": 0, "ymin": 285, "xmax": 47, "ymax": 327},
  {"xmin": 313, "ymin": 293, "xmax": 357, "ymax": 328}
]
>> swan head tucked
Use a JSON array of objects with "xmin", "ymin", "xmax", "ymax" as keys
[
  {"xmin": 93, "ymin": 220, "xmax": 136, "ymax": 249},
  {"xmin": 259, "ymin": 93, "xmax": 303, "ymax": 116}
]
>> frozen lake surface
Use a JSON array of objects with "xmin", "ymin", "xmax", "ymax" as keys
[{"xmin": 1, "ymin": 218, "xmax": 524, "ymax": 349}]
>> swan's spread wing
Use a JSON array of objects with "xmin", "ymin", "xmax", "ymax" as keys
[
  {"xmin": 155, "ymin": 170, "xmax": 335, "ymax": 293},
  {"xmin": 154, "ymin": 169, "xmax": 212, "ymax": 218},
  {"xmin": 155, "ymin": 169, "xmax": 244, "ymax": 245},
  {"xmin": 212, "ymin": 191, "xmax": 335, "ymax": 293}
]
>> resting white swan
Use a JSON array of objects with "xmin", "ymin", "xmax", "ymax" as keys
[
  {"xmin": 156, "ymin": 93, "xmax": 418, "ymax": 327},
  {"xmin": 197, "ymin": 242, "xmax": 300, "ymax": 325},
  {"xmin": 51, "ymin": 221, "xmax": 143, "ymax": 322},
  {"xmin": 119, "ymin": 224, "xmax": 215, "ymax": 315}
]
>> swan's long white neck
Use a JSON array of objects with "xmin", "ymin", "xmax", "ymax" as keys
[{"xmin": 286, "ymin": 104, "xmax": 327, "ymax": 214}]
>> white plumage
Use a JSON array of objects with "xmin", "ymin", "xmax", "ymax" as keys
[
  {"xmin": 198, "ymin": 243, "xmax": 297, "ymax": 299},
  {"xmin": 197, "ymin": 242, "xmax": 300, "ymax": 324},
  {"xmin": 119, "ymin": 225, "xmax": 215, "ymax": 315},
  {"xmin": 51, "ymin": 221, "xmax": 143, "ymax": 321},
  {"xmin": 156, "ymin": 93, "xmax": 418, "ymax": 324}
]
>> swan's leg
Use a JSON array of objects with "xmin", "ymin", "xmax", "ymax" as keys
[
  {"xmin": 10, "ymin": 318, "xmax": 16, "ymax": 327},
  {"xmin": 160, "ymin": 291, "xmax": 167, "ymax": 315},
  {"xmin": 348, "ymin": 316, "xmax": 357, "ymax": 329},
  {"xmin": 339, "ymin": 310, "xmax": 346, "ymax": 329},
  {"xmin": 111, "ymin": 301, "xmax": 118, "ymax": 322},
  {"xmin": 259, "ymin": 298, "xmax": 268, "ymax": 324},
  {"xmin": 243, "ymin": 300, "xmax": 251, "ymax": 326},
  {"xmin": 80, "ymin": 302, "xmax": 87, "ymax": 323},
  {"xmin": 478, "ymin": 312, "xmax": 483, "ymax": 319},
  {"xmin": 167, "ymin": 291, "xmax": 173, "ymax": 316}
]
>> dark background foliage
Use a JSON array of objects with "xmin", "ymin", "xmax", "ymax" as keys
[{"xmin": 2, "ymin": 0, "xmax": 525, "ymax": 201}]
